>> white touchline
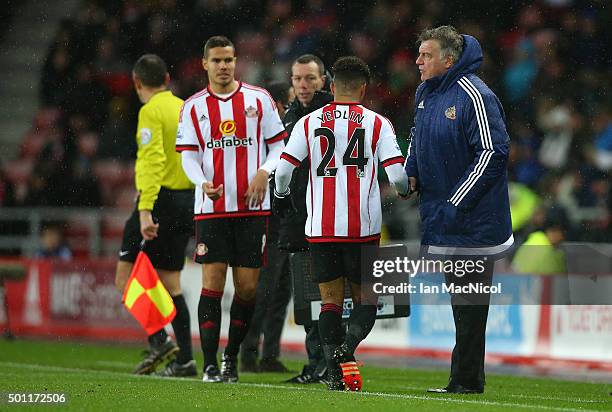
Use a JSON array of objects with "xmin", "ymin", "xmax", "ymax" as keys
[
  {"xmin": 380, "ymin": 382, "xmax": 606, "ymax": 404},
  {"xmin": 0, "ymin": 362, "xmax": 601, "ymax": 412},
  {"xmin": 93, "ymin": 361, "xmax": 136, "ymax": 368},
  {"xmin": 242, "ymin": 383, "xmax": 600, "ymax": 412}
]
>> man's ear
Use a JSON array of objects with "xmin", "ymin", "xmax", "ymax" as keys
[
  {"xmin": 359, "ymin": 83, "xmax": 367, "ymax": 100},
  {"xmin": 444, "ymin": 55, "xmax": 454, "ymax": 69},
  {"xmin": 133, "ymin": 75, "xmax": 142, "ymax": 90},
  {"xmin": 202, "ymin": 57, "xmax": 208, "ymax": 71},
  {"xmin": 330, "ymin": 81, "xmax": 335, "ymax": 95},
  {"xmin": 164, "ymin": 72, "xmax": 170, "ymax": 86}
]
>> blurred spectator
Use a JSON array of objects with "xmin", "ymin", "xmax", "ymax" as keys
[
  {"xmin": 36, "ymin": 223, "xmax": 72, "ymax": 261},
  {"xmin": 70, "ymin": 131, "xmax": 102, "ymax": 207},
  {"xmin": 537, "ymin": 104, "xmax": 575, "ymax": 169},
  {"xmin": 593, "ymin": 106, "xmax": 612, "ymax": 171},
  {"xmin": 266, "ymin": 80, "xmax": 290, "ymax": 117},
  {"xmin": 503, "ymin": 40, "xmax": 537, "ymax": 105},
  {"xmin": 509, "ymin": 182, "xmax": 540, "ymax": 235},
  {"xmin": 0, "ymin": 162, "xmax": 16, "ymax": 207},
  {"xmin": 512, "ymin": 205, "xmax": 569, "ymax": 275}
]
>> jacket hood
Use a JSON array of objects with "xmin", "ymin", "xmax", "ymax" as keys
[{"xmin": 425, "ymin": 34, "xmax": 483, "ymax": 93}]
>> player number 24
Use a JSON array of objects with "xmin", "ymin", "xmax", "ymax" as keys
[{"xmin": 316, "ymin": 127, "xmax": 368, "ymax": 178}]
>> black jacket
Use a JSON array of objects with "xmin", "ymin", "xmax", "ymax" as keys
[{"xmin": 276, "ymin": 91, "xmax": 333, "ymax": 251}]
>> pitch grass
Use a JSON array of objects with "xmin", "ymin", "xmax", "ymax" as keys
[{"xmin": 0, "ymin": 339, "xmax": 610, "ymax": 411}]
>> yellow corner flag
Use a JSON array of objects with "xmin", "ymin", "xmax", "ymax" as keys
[{"xmin": 122, "ymin": 251, "xmax": 176, "ymax": 334}]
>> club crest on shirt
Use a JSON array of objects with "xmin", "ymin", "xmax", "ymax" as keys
[
  {"xmin": 445, "ymin": 106, "xmax": 456, "ymax": 120},
  {"xmin": 196, "ymin": 243, "xmax": 208, "ymax": 256},
  {"xmin": 245, "ymin": 105, "xmax": 259, "ymax": 118},
  {"xmin": 219, "ymin": 120, "xmax": 237, "ymax": 136}
]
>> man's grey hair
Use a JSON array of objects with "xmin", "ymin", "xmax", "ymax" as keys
[{"xmin": 417, "ymin": 25, "xmax": 464, "ymax": 63}]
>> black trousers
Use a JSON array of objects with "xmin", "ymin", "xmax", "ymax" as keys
[
  {"xmin": 444, "ymin": 259, "xmax": 494, "ymax": 389},
  {"xmin": 240, "ymin": 241, "xmax": 292, "ymax": 360}
]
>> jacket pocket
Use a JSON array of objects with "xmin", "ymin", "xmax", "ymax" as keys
[{"xmin": 438, "ymin": 201, "xmax": 465, "ymax": 235}]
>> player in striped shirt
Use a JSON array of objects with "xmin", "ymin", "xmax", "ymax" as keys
[
  {"xmin": 274, "ymin": 56, "xmax": 409, "ymax": 391},
  {"xmin": 178, "ymin": 36, "xmax": 286, "ymax": 383}
]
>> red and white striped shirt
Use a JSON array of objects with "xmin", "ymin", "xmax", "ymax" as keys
[
  {"xmin": 277, "ymin": 102, "xmax": 405, "ymax": 242},
  {"xmin": 177, "ymin": 82, "xmax": 286, "ymax": 219}
]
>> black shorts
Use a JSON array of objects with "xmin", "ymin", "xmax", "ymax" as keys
[
  {"xmin": 194, "ymin": 216, "xmax": 267, "ymax": 268},
  {"xmin": 309, "ymin": 241, "xmax": 379, "ymax": 284},
  {"xmin": 119, "ymin": 188, "xmax": 194, "ymax": 271}
]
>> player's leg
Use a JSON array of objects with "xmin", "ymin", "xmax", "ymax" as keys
[
  {"xmin": 331, "ymin": 242, "xmax": 378, "ymax": 391},
  {"xmin": 344, "ymin": 240, "xmax": 379, "ymax": 354},
  {"xmin": 325, "ymin": 280, "xmax": 376, "ymax": 392},
  {"xmin": 344, "ymin": 281, "xmax": 377, "ymax": 356},
  {"xmin": 220, "ymin": 216, "xmax": 266, "ymax": 382},
  {"xmin": 116, "ymin": 208, "xmax": 177, "ymax": 375},
  {"xmin": 310, "ymin": 242, "xmax": 347, "ymax": 390},
  {"xmin": 219, "ymin": 266, "xmax": 258, "ymax": 383},
  {"xmin": 194, "ymin": 218, "xmax": 231, "ymax": 382},
  {"xmin": 199, "ymin": 262, "xmax": 227, "ymax": 382},
  {"xmin": 318, "ymin": 277, "xmax": 346, "ymax": 390},
  {"xmin": 227, "ymin": 266, "xmax": 258, "ymax": 353}
]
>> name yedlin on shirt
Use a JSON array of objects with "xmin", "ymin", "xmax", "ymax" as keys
[{"xmin": 316, "ymin": 109, "xmax": 364, "ymax": 123}]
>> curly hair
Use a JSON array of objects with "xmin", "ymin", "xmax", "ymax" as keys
[{"xmin": 417, "ymin": 25, "xmax": 464, "ymax": 63}]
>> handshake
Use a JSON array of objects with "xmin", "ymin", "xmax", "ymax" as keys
[{"xmin": 272, "ymin": 188, "xmax": 297, "ymax": 218}]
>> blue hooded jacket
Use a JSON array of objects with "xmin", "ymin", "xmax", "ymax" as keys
[{"xmin": 405, "ymin": 35, "xmax": 513, "ymax": 255}]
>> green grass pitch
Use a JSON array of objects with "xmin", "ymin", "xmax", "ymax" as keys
[{"xmin": 0, "ymin": 339, "xmax": 610, "ymax": 411}]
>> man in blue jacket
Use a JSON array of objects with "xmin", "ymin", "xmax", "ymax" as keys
[{"xmin": 405, "ymin": 26, "xmax": 513, "ymax": 394}]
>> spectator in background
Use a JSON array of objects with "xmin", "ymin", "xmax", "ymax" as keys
[
  {"xmin": 512, "ymin": 205, "xmax": 569, "ymax": 275},
  {"xmin": 267, "ymin": 80, "xmax": 291, "ymax": 117},
  {"xmin": 0, "ymin": 163, "xmax": 16, "ymax": 207},
  {"xmin": 36, "ymin": 223, "xmax": 72, "ymax": 261},
  {"xmin": 537, "ymin": 103, "xmax": 575, "ymax": 170},
  {"xmin": 593, "ymin": 106, "xmax": 612, "ymax": 171},
  {"xmin": 70, "ymin": 131, "xmax": 102, "ymax": 207}
]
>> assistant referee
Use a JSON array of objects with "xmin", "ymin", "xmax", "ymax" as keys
[{"xmin": 114, "ymin": 54, "xmax": 195, "ymax": 378}]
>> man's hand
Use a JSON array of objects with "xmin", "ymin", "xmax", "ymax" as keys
[
  {"xmin": 272, "ymin": 189, "xmax": 297, "ymax": 218},
  {"xmin": 139, "ymin": 210, "xmax": 159, "ymax": 241},
  {"xmin": 203, "ymin": 182, "xmax": 224, "ymax": 200},
  {"xmin": 409, "ymin": 176, "xmax": 418, "ymax": 193},
  {"xmin": 399, "ymin": 176, "xmax": 419, "ymax": 200},
  {"xmin": 245, "ymin": 169, "xmax": 269, "ymax": 208}
]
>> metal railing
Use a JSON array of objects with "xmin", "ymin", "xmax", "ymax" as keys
[
  {"xmin": 0, "ymin": 205, "xmax": 423, "ymax": 257},
  {"xmin": 0, "ymin": 207, "xmax": 130, "ymax": 257}
]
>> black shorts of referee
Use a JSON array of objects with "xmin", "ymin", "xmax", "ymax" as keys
[{"xmin": 119, "ymin": 188, "xmax": 194, "ymax": 271}]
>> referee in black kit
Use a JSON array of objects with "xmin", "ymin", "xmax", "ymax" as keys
[{"xmin": 114, "ymin": 54, "xmax": 196, "ymax": 378}]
